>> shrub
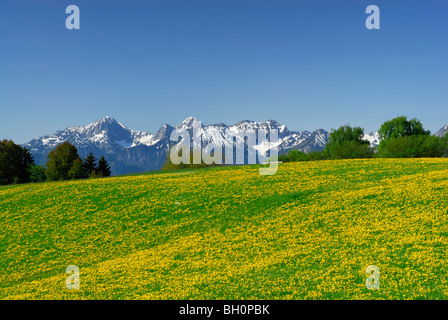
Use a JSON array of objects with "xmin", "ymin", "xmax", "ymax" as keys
[
  {"xmin": 278, "ymin": 149, "xmax": 326, "ymax": 162},
  {"xmin": 327, "ymin": 140, "xmax": 374, "ymax": 159},
  {"xmin": 377, "ymin": 135, "xmax": 448, "ymax": 158},
  {"xmin": 28, "ymin": 164, "xmax": 46, "ymax": 183},
  {"xmin": 325, "ymin": 125, "xmax": 373, "ymax": 159}
]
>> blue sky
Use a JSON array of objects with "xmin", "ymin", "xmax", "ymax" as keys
[{"xmin": 1, "ymin": 0, "xmax": 447, "ymax": 143}]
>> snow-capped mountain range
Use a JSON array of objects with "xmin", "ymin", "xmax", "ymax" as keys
[
  {"xmin": 24, "ymin": 116, "xmax": 332, "ymax": 175},
  {"xmin": 26, "ymin": 116, "xmax": 445, "ymax": 175},
  {"xmin": 23, "ymin": 117, "xmax": 328, "ymax": 175}
]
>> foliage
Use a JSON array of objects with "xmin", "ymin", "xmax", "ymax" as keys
[
  {"xmin": 45, "ymin": 142, "xmax": 83, "ymax": 181},
  {"xmin": 0, "ymin": 139, "xmax": 34, "ymax": 185},
  {"xmin": 327, "ymin": 141, "xmax": 374, "ymax": 159},
  {"xmin": 377, "ymin": 116, "xmax": 446, "ymax": 158},
  {"xmin": 377, "ymin": 134, "xmax": 448, "ymax": 158},
  {"xmin": 28, "ymin": 164, "xmax": 46, "ymax": 183},
  {"xmin": 96, "ymin": 156, "xmax": 111, "ymax": 177},
  {"xmin": 324, "ymin": 125, "xmax": 372, "ymax": 159},
  {"xmin": 83, "ymin": 153, "xmax": 97, "ymax": 178},
  {"xmin": 278, "ymin": 149, "xmax": 325, "ymax": 162},
  {"xmin": 378, "ymin": 116, "xmax": 430, "ymax": 140},
  {"xmin": 307, "ymin": 150, "xmax": 326, "ymax": 161},
  {"xmin": 68, "ymin": 158, "xmax": 85, "ymax": 180}
]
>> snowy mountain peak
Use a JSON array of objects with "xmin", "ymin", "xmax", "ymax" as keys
[
  {"xmin": 435, "ymin": 124, "xmax": 448, "ymax": 138},
  {"xmin": 235, "ymin": 120, "xmax": 254, "ymax": 126},
  {"xmin": 154, "ymin": 124, "xmax": 174, "ymax": 141},
  {"xmin": 98, "ymin": 115, "xmax": 113, "ymax": 122},
  {"xmin": 363, "ymin": 131, "xmax": 381, "ymax": 147},
  {"xmin": 23, "ymin": 116, "xmax": 335, "ymax": 175},
  {"xmin": 178, "ymin": 116, "xmax": 200, "ymax": 127},
  {"xmin": 88, "ymin": 116, "xmax": 124, "ymax": 128},
  {"xmin": 24, "ymin": 117, "xmax": 156, "ymax": 157}
]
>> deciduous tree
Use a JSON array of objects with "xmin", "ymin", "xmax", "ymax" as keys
[{"xmin": 45, "ymin": 141, "xmax": 82, "ymax": 181}]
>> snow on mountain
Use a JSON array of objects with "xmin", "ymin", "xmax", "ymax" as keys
[
  {"xmin": 435, "ymin": 124, "xmax": 448, "ymax": 138},
  {"xmin": 22, "ymin": 117, "xmax": 448, "ymax": 175},
  {"xmin": 363, "ymin": 131, "xmax": 381, "ymax": 147},
  {"xmin": 27, "ymin": 116, "xmax": 156, "ymax": 151},
  {"xmin": 23, "ymin": 116, "xmax": 332, "ymax": 175}
]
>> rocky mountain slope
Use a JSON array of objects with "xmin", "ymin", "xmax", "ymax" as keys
[
  {"xmin": 24, "ymin": 117, "xmax": 336, "ymax": 175},
  {"xmin": 28, "ymin": 116, "xmax": 441, "ymax": 175}
]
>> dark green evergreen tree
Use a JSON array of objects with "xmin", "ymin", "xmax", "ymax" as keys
[
  {"xmin": 0, "ymin": 139, "xmax": 34, "ymax": 185},
  {"xmin": 28, "ymin": 164, "xmax": 46, "ymax": 183},
  {"xmin": 83, "ymin": 153, "xmax": 97, "ymax": 177},
  {"xmin": 96, "ymin": 156, "xmax": 111, "ymax": 177}
]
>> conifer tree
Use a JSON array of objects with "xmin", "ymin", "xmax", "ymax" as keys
[
  {"xmin": 0, "ymin": 139, "xmax": 35, "ymax": 185},
  {"xmin": 97, "ymin": 156, "xmax": 111, "ymax": 177},
  {"xmin": 83, "ymin": 153, "xmax": 97, "ymax": 177}
]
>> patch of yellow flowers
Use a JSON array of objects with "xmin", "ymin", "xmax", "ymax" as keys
[{"xmin": 0, "ymin": 158, "xmax": 447, "ymax": 299}]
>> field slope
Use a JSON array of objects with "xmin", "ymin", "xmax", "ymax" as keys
[{"xmin": 1, "ymin": 158, "xmax": 448, "ymax": 299}]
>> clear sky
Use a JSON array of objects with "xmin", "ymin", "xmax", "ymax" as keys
[{"xmin": 1, "ymin": 0, "xmax": 447, "ymax": 144}]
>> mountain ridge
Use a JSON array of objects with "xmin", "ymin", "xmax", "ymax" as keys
[
  {"xmin": 23, "ymin": 116, "xmax": 446, "ymax": 175},
  {"xmin": 24, "ymin": 116, "xmax": 331, "ymax": 175}
]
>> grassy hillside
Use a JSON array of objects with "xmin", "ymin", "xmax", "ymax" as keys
[{"xmin": 1, "ymin": 158, "xmax": 448, "ymax": 299}]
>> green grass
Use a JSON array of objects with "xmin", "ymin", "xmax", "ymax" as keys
[{"xmin": 1, "ymin": 158, "xmax": 448, "ymax": 299}]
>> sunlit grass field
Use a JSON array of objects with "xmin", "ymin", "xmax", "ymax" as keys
[{"xmin": 1, "ymin": 158, "xmax": 448, "ymax": 299}]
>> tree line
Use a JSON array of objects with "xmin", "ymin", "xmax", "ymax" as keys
[
  {"xmin": 2, "ymin": 116, "xmax": 447, "ymax": 184},
  {"xmin": 280, "ymin": 116, "xmax": 448, "ymax": 162},
  {"xmin": 0, "ymin": 140, "xmax": 110, "ymax": 186}
]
